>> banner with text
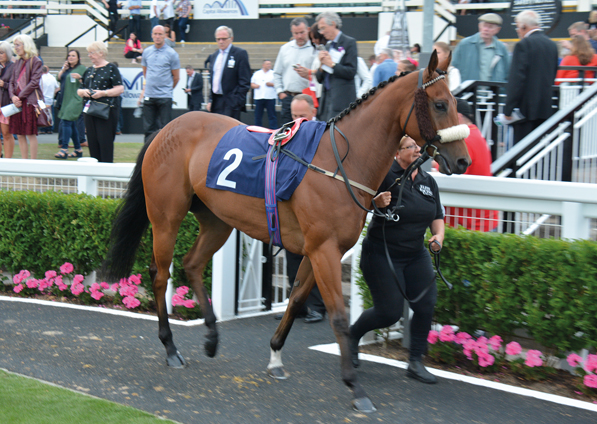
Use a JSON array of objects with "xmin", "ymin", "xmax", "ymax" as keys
[
  {"xmin": 194, "ymin": 0, "xmax": 258, "ymax": 19},
  {"xmin": 119, "ymin": 68, "xmax": 188, "ymax": 110}
]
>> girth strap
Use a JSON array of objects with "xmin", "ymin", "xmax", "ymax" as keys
[{"xmin": 265, "ymin": 143, "xmax": 283, "ymax": 249}]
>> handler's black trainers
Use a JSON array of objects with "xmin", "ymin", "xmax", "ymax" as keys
[{"xmin": 406, "ymin": 360, "xmax": 438, "ymax": 384}]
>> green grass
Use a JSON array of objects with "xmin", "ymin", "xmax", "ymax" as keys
[
  {"xmin": 11, "ymin": 143, "xmax": 144, "ymax": 163},
  {"xmin": 0, "ymin": 369, "xmax": 178, "ymax": 424}
]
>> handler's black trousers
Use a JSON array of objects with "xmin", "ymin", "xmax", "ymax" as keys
[{"xmin": 350, "ymin": 238, "xmax": 437, "ymax": 360}]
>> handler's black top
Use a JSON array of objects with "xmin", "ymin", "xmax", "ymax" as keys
[{"xmin": 366, "ymin": 161, "xmax": 443, "ymax": 254}]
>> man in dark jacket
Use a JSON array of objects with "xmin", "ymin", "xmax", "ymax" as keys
[
  {"xmin": 505, "ymin": 10, "xmax": 559, "ymax": 144},
  {"xmin": 184, "ymin": 65, "xmax": 203, "ymax": 111},
  {"xmin": 314, "ymin": 12, "xmax": 358, "ymax": 122},
  {"xmin": 206, "ymin": 26, "xmax": 251, "ymax": 120}
]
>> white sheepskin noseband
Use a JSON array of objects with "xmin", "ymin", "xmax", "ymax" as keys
[{"xmin": 436, "ymin": 124, "xmax": 470, "ymax": 143}]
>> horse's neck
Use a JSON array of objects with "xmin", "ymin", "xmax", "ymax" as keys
[{"xmin": 338, "ymin": 87, "xmax": 408, "ymax": 193}]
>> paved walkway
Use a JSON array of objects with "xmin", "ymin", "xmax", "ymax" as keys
[{"xmin": 1, "ymin": 299, "xmax": 596, "ymax": 424}]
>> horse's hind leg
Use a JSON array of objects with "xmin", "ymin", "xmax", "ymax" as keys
[
  {"xmin": 309, "ymin": 241, "xmax": 375, "ymax": 413},
  {"xmin": 267, "ymin": 256, "xmax": 315, "ymax": 379},
  {"xmin": 183, "ymin": 202, "xmax": 233, "ymax": 358}
]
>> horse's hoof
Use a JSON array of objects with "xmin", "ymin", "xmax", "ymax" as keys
[
  {"xmin": 204, "ymin": 332, "xmax": 218, "ymax": 358},
  {"xmin": 267, "ymin": 366, "xmax": 289, "ymax": 380},
  {"xmin": 351, "ymin": 397, "xmax": 376, "ymax": 413},
  {"xmin": 166, "ymin": 351, "xmax": 186, "ymax": 369}
]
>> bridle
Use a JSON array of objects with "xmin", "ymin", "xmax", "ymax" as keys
[{"xmin": 329, "ymin": 68, "xmax": 469, "ymax": 300}]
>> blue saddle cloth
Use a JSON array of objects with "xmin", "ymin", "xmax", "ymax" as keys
[{"xmin": 206, "ymin": 121, "xmax": 327, "ymax": 200}]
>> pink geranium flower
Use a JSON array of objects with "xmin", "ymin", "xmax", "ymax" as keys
[
  {"xmin": 584, "ymin": 374, "xmax": 597, "ymax": 389},
  {"xmin": 56, "ymin": 276, "xmax": 68, "ymax": 291},
  {"xmin": 13, "ymin": 284, "xmax": 23, "ymax": 294},
  {"xmin": 91, "ymin": 291, "xmax": 104, "ymax": 301},
  {"xmin": 488, "ymin": 335, "xmax": 502, "ymax": 351},
  {"xmin": 505, "ymin": 341, "xmax": 522, "ymax": 356},
  {"xmin": 122, "ymin": 296, "xmax": 140, "ymax": 309},
  {"xmin": 13, "ymin": 270, "xmax": 30, "ymax": 285},
  {"xmin": 73, "ymin": 274, "xmax": 84, "ymax": 285},
  {"xmin": 478, "ymin": 352, "xmax": 495, "ymax": 367},
  {"xmin": 172, "ymin": 293, "xmax": 184, "ymax": 307},
  {"xmin": 119, "ymin": 284, "xmax": 138, "ymax": 297},
  {"xmin": 38, "ymin": 279, "xmax": 49, "ymax": 291},
  {"xmin": 176, "ymin": 286, "xmax": 189, "ymax": 296},
  {"xmin": 90, "ymin": 282, "xmax": 101, "ymax": 292},
  {"xmin": 26, "ymin": 279, "xmax": 38, "ymax": 289},
  {"xmin": 128, "ymin": 274, "xmax": 141, "ymax": 285},
  {"xmin": 455, "ymin": 332, "xmax": 472, "ymax": 345},
  {"xmin": 463, "ymin": 339, "xmax": 476, "ymax": 360},
  {"xmin": 45, "ymin": 270, "xmax": 57, "ymax": 279},
  {"xmin": 427, "ymin": 330, "xmax": 439, "ymax": 345},
  {"xmin": 585, "ymin": 354, "xmax": 597, "ymax": 373},
  {"xmin": 439, "ymin": 325, "xmax": 455, "ymax": 342},
  {"xmin": 182, "ymin": 299, "xmax": 196, "ymax": 309},
  {"xmin": 567, "ymin": 353, "xmax": 583, "ymax": 368},
  {"xmin": 525, "ymin": 349, "xmax": 543, "ymax": 367},
  {"xmin": 110, "ymin": 283, "xmax": 119, "ymax": 292},
  {"xmin": 71, "ymin": 282, "xmax": 85, "ymax": 296},
  {"xmin": 60, "ymin": 262, "xmax": 74, "ymax": 274},
  {"xmin": 100, "ymin": 282, "xmax": 110, "ymax": 290}
]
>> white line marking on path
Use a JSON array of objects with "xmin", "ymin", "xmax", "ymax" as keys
[
  {"xmin": 310, "ymin": 342, "xmax": 597, "ymax": 414},
  {"xmin": 0, "ymin": 296, "xmax": 205, "ymax": 327}
]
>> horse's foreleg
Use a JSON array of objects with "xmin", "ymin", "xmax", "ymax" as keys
[
  {"xmin": 267, "ymin": 256, "xmax": 315, "ymax": 379},
  {"xmin": 151, "ymin": 225, "xmax": 186, "ymax": 368},
  {"xmin": 310, "ymin": 243, "xmax": 376, "ymax": 413},
  {"xmin": 185, "ymin": 210, "xmax": 233, "ymax": 358}
]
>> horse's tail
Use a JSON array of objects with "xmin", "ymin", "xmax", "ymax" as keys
[{"xmin": 103, "ymin": 131, "xmax": 160, "ymax": 280}]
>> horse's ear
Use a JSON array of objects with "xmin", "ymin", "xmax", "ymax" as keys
[
  {"xmin": 426, "ymin": 49, "xmax": 439, "ymax": 78},
  {"xmin": 437, "ymin": 50, "xmax": 451, "ymax": 73}
]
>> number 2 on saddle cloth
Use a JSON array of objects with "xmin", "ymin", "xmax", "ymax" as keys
[{"xmin": 205, "ymin": 119, "xmax": 327, "ymax": 250}]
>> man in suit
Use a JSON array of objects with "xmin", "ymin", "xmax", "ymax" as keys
[
  {"xmin": 505, "ymin": 10, "xmax": 558, "ymax": 144},
  {"xmin": 314, "ymin": 12, "xmax": 358, "ymax": 122},
  {"xmin": 184, "ymin": 65, "xmax": 203, "ymax": 111},
  {"xmin": 207, "ymin": 26, "xmax": 251, "ymax": 120}
]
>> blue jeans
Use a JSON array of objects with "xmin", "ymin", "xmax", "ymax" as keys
[
  {"xmin": 178, "ymin": 17, "xmax": 189, "ymax": 41},
  {"xmin": 150, "ymin": 17, "xmax": 159, "ymax": 30},
  {"xmin": 60, "ymin": 120, "xmax": 80, "ymax": 150},
  {"xmin": 254, "ymin": 98, "xmax": 277, "ymax": 129}
]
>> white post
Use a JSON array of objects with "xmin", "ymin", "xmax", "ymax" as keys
[
  {"xmin": 77, "ymin": 175, "xmax": 97, "ymax": 196},
  {"xmin": 561, "ymin": 201, "xmax": 590, "ymax": 240},
  {"xmin": 212, "ymin": 229, "xmax": 237, "ymax": 321},
  {"xmin": 166, "ymin": 262, "xmax": 174, "ymax": 314}
]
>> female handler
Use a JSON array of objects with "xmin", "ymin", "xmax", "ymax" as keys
[{"xmin": 349, "ymin": 135, "xmax": 444, "ymax": 384}]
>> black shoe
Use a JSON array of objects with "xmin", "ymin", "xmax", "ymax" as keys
[
  {"xmin": 304, "ymin": 310, "xmax": 324, "ymax": 323},
  {"xmin": 406, "ymin": 360, "xmax": 437, "ymax": 384},
  {"xmin": 274, "ymin": 310, "xmax": 308, "ymax": 320},
  {"xmin": 348, "ymin": 330, "xmax": 360, "ymax": 368}
]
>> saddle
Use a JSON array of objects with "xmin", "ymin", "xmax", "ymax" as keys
[{"xmin": 247, "ymin": 118, "xmax": 307, "ymax": 146}]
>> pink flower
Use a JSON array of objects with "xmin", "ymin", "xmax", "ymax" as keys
[
  {"xmin": 13, "ymin": 270, "xmax": 30, "ymax": 285},
  {"xmin": 100, "ymin": 282, "xmax": 110, "ymax": 290},
  {"xmin": 90, "ymin": 282, "xmax": 101, "ymax": 292},
  {"xmin": 525, "ymin": 350, "xmax": 543, "ymax": 367},
  {"xmin": 91, "ymin": 291, "xmax": 104, "ymax": 301},
  {"xmin": 176, "ymin": 286, "xmax": 189, "ymax": 296},
  {"xmin": 585, "ymin": 354, "xmax": 597, "ymax": 373},
  {"xmin": 13, "ymin": 284, "xmax": 23, "ymax": 294},
  {"xmin": 439, "ymin": 325, "xmax": 455, "ymax": 343},
  {"xmin": 45, "ymin": 270, "xmax": 57, "ymax": 279},
  {"xmin": 122, "ymin": 296, "xmax": 140, "ymax": 309},
  {"xmin": 56, "ymin": 276, "xmax": 68, "ymax": 291},
  {"xmin": 427, "ymin": 330, "xmax": 439, "ymax": 344},
  {"xmin": 71, "ymin": 283, "xmax": 85, "ymax": 296},
  {"xmin": 488, "ymin": 335, "xmax": 502, "ymax": 351},
  {"xmin": 567, "ymin": 353, "xmax": 583, "ymax": 368},
  {"xmin": 128, "ymin": 274, "xmax": 141, "ymax": 285},
  {"xmin": 110, "ymin": 283, "xmax": 119, "ymax": 292},
  {"xmin": 119, "ymin": 284, "xmax": 138, "ymax": 297},
  {"xmin": 60, "ymin": 262, "xmax": 74, "ymax": 274},
  {"xmin": 455, "ymin": 332, "xmax": 472, "ymax": 345},
  {"xmin": 172, "ymin": 293, "xmax": 184, "ymax": 307},
  {"xmin": 584, "ymin": 375, "xmax": 597, "ymax": 389},
  {"xmin": 26, "ymin": 279, "xmax": 38, "ymax": 289},
  {"xmin": 463, "ymin": 339, "xmax": 476, "ymax": 360},
  {"xmin": 38, "ymin": 279, "xmax": 49, "ymax": 291},
  {"xmin": 477, "ymin": 336, "xmax": 488, "ymax": 345},
  {"xmin": 478, "ymin": 352, "xmax": 495, "ymax": 368},
  {"xmin": 474, "ymin": 340, "xmax": 489, "ymax": 355},
  {"xmin": 73, "ymin": 274, "xmax": 84, "ymax": 285},
  {"xmin": 505, "ymin": 341, "xmax": 522, "ymax": 356},
  {"xmin": 182, "ymin": 299, "xmax": 196, "ymax": 308}
]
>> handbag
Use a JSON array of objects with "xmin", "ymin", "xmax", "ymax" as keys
[
  {"xmin": 83, "ymin": 67, "xmax": 112, "ymax": 120},
  {"xmin": 33, "ymin": 88, "xmax": 53, "ymax": 127}
]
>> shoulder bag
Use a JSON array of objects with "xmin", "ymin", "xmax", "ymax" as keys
[
  {"xmin": 30, "ymin": 59, "xmax": 53, "ymax": 127},
  {"xmin": 83, "ymin": 67, "xmax": 112, "ymax": 120}
]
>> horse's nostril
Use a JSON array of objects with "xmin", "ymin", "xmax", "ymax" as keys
[{"xmin": 457, "ymin": 158, "xmax": 469, "ymax": 174}]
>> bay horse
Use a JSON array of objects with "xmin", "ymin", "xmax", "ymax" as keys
[{"xmin": 104, "ymin": 51, "xmax": 470, "ymax": 412}]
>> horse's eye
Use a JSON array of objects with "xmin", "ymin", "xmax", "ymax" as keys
[{"xmin": 434, "ymin": 102, "xmax": 447, "ymax": 112}]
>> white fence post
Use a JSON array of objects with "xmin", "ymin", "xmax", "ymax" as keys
[
  {"xmin": 561, "ymin": 201, "xmax": 590, "ymax": 240},
  {"xmin": 212, "ymin": 229, "xmax": 237, "ymax": 321},
  {"xmin": 77, "ymin": 175, "xmax": 97, "ymax": 196}
]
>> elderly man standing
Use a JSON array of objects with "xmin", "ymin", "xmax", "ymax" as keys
[
  {"xmin": 315, "ymin": 11, "xmax": 358, "ymax": 122},
  {"xmin": 207, "ymin": 26, "xmax": 251, "ymax": 120},
  {"xmin": 372, "ymin": 48, "xmax": 397, "ymax": 86},
  {"xmin": 141, "ymin": 25, "xmax": 180, "ymax": 142},
  {"xmin": 452, "ymin": 13, "xmax": 510, "ymax": 83},
  {"xmin": 273, "ymin": 17, "xmax": 315, "ymax": 124},
  {"xmin": 505, "ymin": 10, "xmax": 558, "ymax": 145}
]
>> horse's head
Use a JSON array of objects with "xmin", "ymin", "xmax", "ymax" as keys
[{"xmin": 404, "ymin": 50, "xmax": 471, "ymax": 175}]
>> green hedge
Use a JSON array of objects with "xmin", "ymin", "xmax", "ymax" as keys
[
  {"xmin": 357, "ymin": 227, "xmax": 597, "ymax": 355},
  {"xmin": 0, "ymin": 191, "xmax": 210, "ymax": 296}
]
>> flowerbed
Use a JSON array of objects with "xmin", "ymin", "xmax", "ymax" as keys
[{"xmin": 2, "ymin": 263, "xmax": 203, "ymax": 320}]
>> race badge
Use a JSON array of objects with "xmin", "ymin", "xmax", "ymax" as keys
[{"xmin": 418, "ymin": 184, "xmax": 433, "ymax": 197}]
